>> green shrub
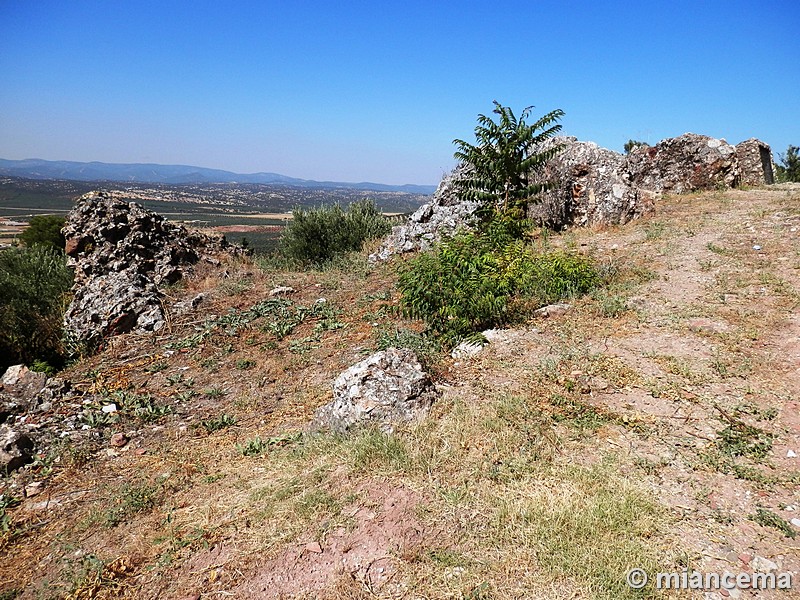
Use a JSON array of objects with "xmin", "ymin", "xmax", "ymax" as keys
[
  {"xmin": 18, "ymin": 215, "xmax": 66, "ymax": 251},
  {"xmin": 0, "ymin": 246, "xmax": 73, "ymax": 371},
  {"xmin": 397, "ymin": 230, "xmax": 597, "ymax": 343},
  {"xmin": 775, "ymin": 145, "xmax": 799, "ymax": 183},
  {"xmin": 280, "ymin": 198, "xmax": 390, "ymax": 265}
]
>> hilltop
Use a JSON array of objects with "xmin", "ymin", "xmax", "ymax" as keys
[{"xmin": 1, "ymin": 181, "xmax": 799, "ymax": 598}]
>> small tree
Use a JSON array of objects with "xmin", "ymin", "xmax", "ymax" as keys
[
  {"xmin": 776, "ymin": 145, "xmax": 800, "ymax": 183},
  {"xmin": 453, "ymin": 101, "xmax": 564, "ymax": 227},
  {"xmin": 624, "ymin": 139, "xmax": 649, "ymax": 154},
  {"xmin": 18, "ymin": 214, "xmax": 67, "ymax": 251}
]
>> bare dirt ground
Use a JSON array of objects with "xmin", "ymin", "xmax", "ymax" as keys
[{"xmin": 2, "ymin": 185, "xmax": 800, "ymax": 599}]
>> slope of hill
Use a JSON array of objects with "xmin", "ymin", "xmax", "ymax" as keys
[{"xmin": 1, "ymin": 185, "xmax": 799, "ymax": 599}]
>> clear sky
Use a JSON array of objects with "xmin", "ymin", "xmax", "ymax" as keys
[{"xmin": 1, "ymin": 0, "xmax": 798, "ymax": 186}]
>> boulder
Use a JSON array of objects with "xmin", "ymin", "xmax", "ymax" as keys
[
  {"xmin": 62, "ymin": 191, "xmax": 235, "ymax": 350},
  {"xmin": 533, "ymin": 138, "xmax": 656, "ymax": 228},
  {"xmin": 312, "ymin": 348, "xmax": 437, "ymax": 433},
  {"xmin": 735, "ymin": 138, "xmax": 775, "ymax": 186},
  {"xmin": 626, "ymin": 133, "xmax": 739, "ymax": 194},
  {"xmin": 0, "ymin": 425, "xmax": 34, "ymax": 473},
  {"xmin": 370, "ymin": 165, "xmax": 479, "ymax": 261},
  {"xmin": 0, "ymin": 365, "xmax": 48, "ymax": 413}
]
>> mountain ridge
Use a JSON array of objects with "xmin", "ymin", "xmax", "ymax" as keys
[{"xmin": 0, "ymin": 158, "xmax": 437, "ymax": 195}]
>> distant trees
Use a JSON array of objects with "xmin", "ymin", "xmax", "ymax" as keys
[
  {"xmin": 624, "ymin": 139, "xmax": 649, "ymax": 154},
  {"xmin": 18, "ymin": 214, "xmax": 66, "ymax": 250},
  {"xmin": 775, "ymin": 145, "xmax": 800, "ymax": 183}
]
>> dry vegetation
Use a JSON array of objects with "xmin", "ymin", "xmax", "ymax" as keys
[{"xmin": 2, "ymin": 185, "xmax": 800, "ymax": 599}]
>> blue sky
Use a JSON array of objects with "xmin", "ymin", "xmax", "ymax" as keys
[{"xmin": 1, "ymin": 1, "xmax": 797, "ymax": 186}]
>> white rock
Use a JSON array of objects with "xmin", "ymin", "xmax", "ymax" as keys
[
  {"xmin": 751, "ymin": 555, "xmax": 779, "ymax": 573},
  {"xmin": 269, "ymin": 286, "xmax": 296, "ymax": 296},
  {"xmin": 101, "ymin": 403, "xmax": 117, "ymax": 413},
  {"xmin": 451, "ymin": 341, "xmax": 484, "ymax": 359},
  {"xmin": 787, "ymin": 449, "xmax": 797, "ymax": 458}
]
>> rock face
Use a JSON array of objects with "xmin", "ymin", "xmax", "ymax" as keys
[
  {"xmin": 0, "ymin": 425, "xmax": 34, "ymax": 473},
  {"xmin": 370, "ymin": 165, "xmax": 479, "ymax": 262},
  {"xmin": 372, "ymin": 133, "xmax": 774, "ymax": 256},
  {"xmin": 312, "ymin": 348, "xmax": 437, "ymax": 433},
  {"xmin": 532, "ymin": 138, "xmax": 657, "ymax": 228},
  {"xmin": 63, "ymin": 191, "xmax": 234, "ymax": 349}
]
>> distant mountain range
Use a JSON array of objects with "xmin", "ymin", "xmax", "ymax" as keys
[{"xmin": 0, "ymin": 158, "xmax": 437, "ymax": 195}]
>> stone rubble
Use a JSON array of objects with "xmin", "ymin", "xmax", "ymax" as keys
[
  {"xmin": 312, "ymin": 348, "xmax": 438, "ymax": 433},
  {"xmin": 62, "ymin": 191, "xmax": 240, "ymax": 350}
]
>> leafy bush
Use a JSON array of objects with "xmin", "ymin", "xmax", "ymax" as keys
[
  {"xmin": 453, "ymin": 101, "xmax": 564, "ymax": 225},
  {"xmin": 775, "ymin": 145, "xmax": 800, "ymax": 183},
  {"xmin": 18, "ymin": 215, "xmax": 66, "ymax": 251},
  {"xmin": 280, "ymin": 198, "xmax": 390, "ymax": 265},
  {"xmin": 397, "ymin": 102, "xmax": 598, "ymax": 343},
  {"xmin": 397, "ymin": 230, "xmax": 597, "ymax": 343},
  {"xmin": 0, "ymin": 246, "xmax": 73, "ymax": 371}
]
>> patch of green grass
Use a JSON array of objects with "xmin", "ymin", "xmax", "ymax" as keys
[
  {"xmin": 488, "ymin": 460, "xmax": 668, "ymax": 599},
  {"xmin": 198, "ymin": 413, "xmax": 237, "ymax": 433},
  {"xmin": 235, "ymin": 358, "xmax": 256, "ymax": 370},
  {"xmin": 750, "ymin": 508, "xmax": 796, "ymax": 539},
  {"xmin": 716, "ymin": 422, "xmax": 773, "ymax": 459},
  {"xmin": 203, "ymin": 386, "xmax": 227, "ymax": 399},
  {"xmin": 644, "ymin": 221, "xmax": 667, "ymax": 241},
  {"xmin": 236, "ymin": 433, "xmax": 302, "ymax": 456}
]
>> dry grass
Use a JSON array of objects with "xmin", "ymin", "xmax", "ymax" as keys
[{"xmin": 3, "ymin": 186, "xmax": 800, "ymax": 599}]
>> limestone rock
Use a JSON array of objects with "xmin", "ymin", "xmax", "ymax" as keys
[
  {"xmin": 0, "ymin": 425, "xmax": 34, "ymax": 473},
  {"xmin": 371, "ymin": 133, "xmax": 775, "ymax": 256},
  {"xmin": 370, "ymin": 165, "xmax": 479, "ymax": 261},
  {"xmin": 62, "ymin": 191, "xmax": 236, "ymax": 350},
  {"xmin": 626, "ymin": 133, "xmax": 739, "ymax": 194},
  {"xmin": 0, "ymin": 365, "xmax": 48, "ymax": 413},
  {"xmin": 312, "ymin": 348, "xmax": 437, "ymax": 433},
  {"xmin": 735, "ymin": 138, "xmax": 775, "ymax": 186},
  {"xmin": 533, "ymin": 138, "xmax": 656, "ymax": 228}
]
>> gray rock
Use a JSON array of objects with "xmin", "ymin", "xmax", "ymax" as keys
[
  {"xmin": 0, "ymin": 425, "xmax": 34, "ymax": 473},
  {"xmin": 751, "ymin": 555, "xmax": 779, "ymax": 573},
  {"xmin": 312, "ymin": 348, "xmax": 437, "ymax": 433},
  {"xmin": 533, "ymin": 138, "xmax": 656, "ymax": 228},
  {"xmin": 0, "ymin": 365, "xmax": 48, "ymax": 413},
  {"xmin": 172, "ymin": 292, "xmax": 207, "ymax": 316},
  {"xmin": 533, "ymin": 303, "xmax": 572, "ymax": 318},
  {"xmin": 371, "ymin": 133, "xmax": 774, "ymax": 258},
  {"xmin": 370, "ymin": 165, "xmax": 479, "ymax": 261},
  {"xmin": 62, "ymin": 191, "xmax": 239, "ymax": 350}
]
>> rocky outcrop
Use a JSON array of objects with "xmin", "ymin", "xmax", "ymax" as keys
[
  {"xmin": 62, "ymin": 191, "xmax": 236, "ymax": 350},
  {"xmin": 536, "ymin": 133, "xmax": 774, "ymax": 228},
  {"xmin": 370, "ymin": 165, "xmax": 479, "ymax": 262},
  {"xmin": 532, "ymin": 138, "xmax": 657, "ymax": 228},
  {"xmin": 1, "ymin": 425, "xmax": 34, "ymax": 473},
  {"xmin": 373, "ymin": 133, "xmax": 775, "ymax": 256},
  {"xmin": 312, "ymin": 348, "xmax": 438, "ymax": 433}
]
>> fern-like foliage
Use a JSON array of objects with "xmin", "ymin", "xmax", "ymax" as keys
[{"xmin": 453, "ymin": 101, "xmax": 564, "ymax": 225}]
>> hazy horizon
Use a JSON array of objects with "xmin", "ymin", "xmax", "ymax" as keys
[{"xmin": 1, "ymin": 1, "xmax": 798, "ymax": 186}]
